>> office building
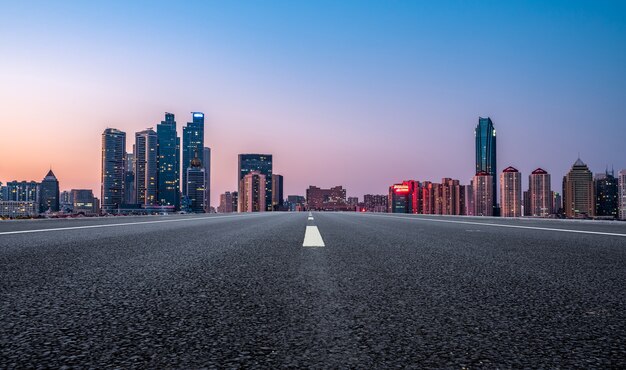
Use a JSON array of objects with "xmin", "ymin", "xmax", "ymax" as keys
[
  {"xmin": 562, "ymin": 158, "xmax": 594, "ymax": 218},
  {"xmin": 157, "ymin": 113, "xmax": 180, "ymax": 209},
  {"xmin": 124, "ymin": 152, "xmax": 136, "ymax": 205},
  {"xmin": 182, "ymin": 112, "xmax": 204, "ymax": 196},
  {"xmin": 101, "ymin": 128, "xmax": 126, "ymax": 213},
  {"xmin": 238, "ymin": 154, "xmax": 273, "ymax": 211},
  {"xmin": 286, "ymin": 195, "xmax": 306, "ymax": 211},
  {"xmin": 272, "ymin": 174, "xmax": 284, "ymax": 211},
  {"xmin": 71, "ymin": 189, "xmax": 97, "ymax": 215},
  {"xmin": 7, "ymin": 181, "xmax": 39, "ymax": 202},
  {"xmin": 552, "ymin": 192, "xmax": 562, "ymax": 215},
  {"xmin": 473, "ymin": 172, "xmax": 494, "ymax": 216},
  {"xmin": 363, "ymin": 194, "xmax": 388, "ymax": 212},
  {"xmin": 232, "ymin": 191, "xmax": 239, "ymax": 213},
  {"xmin": 203, "ymin": 147, "xmax": 211, "ymax": 212},
  {"xmin": 475, "ymin": 117, "xmax": 497, "ymax": 214},
  {"xmin": 186, "ymin": 152, "xmax": 206, "ymax": 213},
  {"xmin": 619, "ymin": 170, "xmax": 626, "ymax": 220},
  {"xmin": 39, "ymin": 169, "xmax": 60, "ymax": 213},
  {"xmin": 595, "ymin": 169, "xmax": 618, "ymax": 218},
  {"xmin": 306, "ymin": 185, "xmax": 349, "ymax": 211},
  {"xmin": 135, "ymin": 128, "xmax": 158, "ymax": 206},
  {"xmin": 388, "ymin": 181, "xmax": 419, "ymax": 213},
  {"xmin": 464, "ymin": 184, "xmax": 475, "ymax": 216},
  {"xmin": 500, "ymin": 167, "xmax": 521, "ymax": 217},
  {"xmin": 218, "ymin": 192, "xmax": 234, "ymax": 213},
  {"xmin": 240, "ymin": 171, "xmax": 266, "ymax": 212},
  {"xmin": 528, "ymin": 168, "xmax": 552, "ymax": 217},
  {"xmin": 0, "ymin": 201, "xmax": 38, "ymax": 218},
  {"xmin": 0, "ymin": 182, "xmax": 6, "ymax": 201}
]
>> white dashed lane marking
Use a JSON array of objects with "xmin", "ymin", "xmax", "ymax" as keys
[{"xmin": 303, "ymin": 225, "xmax": 325, "ymax": 247}]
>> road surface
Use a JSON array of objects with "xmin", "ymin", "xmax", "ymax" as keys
[{"xmin": 1, "ymin": 212, "xmax": 625, "ymax": 368}]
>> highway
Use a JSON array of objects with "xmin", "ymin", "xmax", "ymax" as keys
[{"xmin": 1, "ymin": 212, "xmax": 625, "ymax": 368}]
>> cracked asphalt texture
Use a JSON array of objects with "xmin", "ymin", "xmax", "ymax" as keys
[{"xmin": 1, "ymin": 212, "xmax": 625, "ymax": 368}]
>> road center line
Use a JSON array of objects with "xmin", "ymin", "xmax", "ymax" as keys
[
  {"xmin": 0, "ymin": 214, "xmax": 262, "ymax": 236},
  {"xmin": 303, "ymin": 225, "xmax": 325, "ymax": 247},
  {"xmin": 308, "ymin": 217, "xmax": 314, "ymax": 220},
  {"xmin": 364, "ymin": 214, "xmax": 626, "ymax": 237}
]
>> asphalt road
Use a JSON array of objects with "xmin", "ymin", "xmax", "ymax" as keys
[{"xmin": 1, "ymin": 212, "xmax": 625, "ymax": 368}]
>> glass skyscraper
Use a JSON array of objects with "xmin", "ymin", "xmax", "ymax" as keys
[
  {"xmin": 157, "ymin": 113, "xmax": 180, "ymax": 209},
  {"xmin": 238, "ymin": 154, "xmax": 273, "ymax": 212},
  {"xmin": 182, "ymin": 112, "xmax": 204, "ymax": 197},
  {"xmin": 475, "ymin": 117, "xmax": 497, "ymax": 213},
  {"xmin": 39, "ymin": 169, "xmax": 60, "ymax": 212},
  {"xmin": 101, "ymin": 128, "xmax": 126, "ymax": 213}
]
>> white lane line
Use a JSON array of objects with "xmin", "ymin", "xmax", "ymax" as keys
[
  {"xmin": 308, "ymin": 217, "xmax": 314, "ymax": 220},
  {"xmin": 0, "ymin": 214, "xmax": 261, "ymax": 236},
  {"xmin": 303, "ymin": 225, "xmax": 325, "ymax": 247},
  {"xmin": 365, "ymin": 214, "xmax": 626, "ymax": 238},
  {"xmin": 308, "ymin": 212, "xmax": 313, "ymax": 217}
]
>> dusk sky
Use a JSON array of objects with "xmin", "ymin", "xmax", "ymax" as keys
[{"xmin": 1, "ymin": 0, "xmax": 625, "ymax": 205}]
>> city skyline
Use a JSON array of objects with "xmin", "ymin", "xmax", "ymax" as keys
[{"xmin": 1, "ymin": 1, "xmax": 626, "ymax": 205}]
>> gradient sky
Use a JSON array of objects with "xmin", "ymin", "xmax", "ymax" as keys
[{"xmin": 1, "ymin": 0, "xmax": 625, "ymax": 205}]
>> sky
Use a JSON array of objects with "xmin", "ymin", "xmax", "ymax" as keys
[{"xmin": 1, "ymin": 0, "xmax": 625, "ymax": 206}]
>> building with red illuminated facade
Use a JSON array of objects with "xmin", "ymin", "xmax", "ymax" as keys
[{"xmin": 388, "ymin": 181, "xmax": 420, "ymax": 213}]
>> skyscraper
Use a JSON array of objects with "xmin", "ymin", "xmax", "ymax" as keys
[
  {"xmin": 528, "ymin": 168, "xmax": 552, "ymax": 217},
  {"xmin": 562, "ymin": 158, "xmax": 594, "ymax": 218},
  {"xmin": 39, "ymin": 169, "xmax": 60, "ymax": 213},
  {"xmin": 186, "ymin": 151, "xmax": 205, "ymax": 213},
  {"xmin": 101, "ymin": 128, "xmax": 126, "ymax": 213},
  {"xmin": 218, "ymin": 191, "xmax": 234, "ymax": 213},
  {"xmin": 500, "ymin": 166, "xmax": 521, "ymax": 217},
  {"xmin": 135, "ymin": 128, "xmax": 158, "ymax": 206},
  {"xmin": 388, "ymin": 181, "xmax": 419, "ymax": 213},
  {"xmin": 618, "ymin": 170, "xmax": 626, "ymax": 220},
  {"xmin": 157, "ymin": 112, "xmax": 180, "ymax": 209},
  {"xmin": 182, "ymin": 112, "xmax": 204, "ymax": 196},
  {"xmin": 124, "ymin": 152, "xmax": 136, "ymax": 205},
  {"xmin": 594, "ymin": 169, "xmax": 618, "ymax": 218},
  {"xmin": 473, "ymin": 171, "xmax": 494, "ymax": 216},
  {"xmin": 239, "ymin": 171, "xmax": 266, "ymax": 212},
  {"xmin": 6, "ymin": 181, "xmax": 38, "ymax": 202},
  {"xmin": 272, "ymin": 174, "xmax": 284, "ymax": 211},
  {"xmin": 475, "ymin": 117, "xmax": 497, "ymax": 214},
  {"xmin": 203, "ymin": 147, "xmax": 211, "ymax": 212},
  {"xmin": 238, "ymin": 154, "xmax": 273, "ymax": 211}
]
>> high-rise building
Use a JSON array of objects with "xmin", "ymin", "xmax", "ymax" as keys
[
  {"xmin": 473, "ymin": 171, "xmax": 494, "ymax": 216},
  {"xmin": 71, "ymin": 189, "xmax": 97, "ymax": 215},
  {"xmin": 238, "ymin": 154, "xmax": 273, "ymax": 211},
  {"xmin": 186, "ymin": 151, "xmax": 206, "ymax": 213},
  {"xmin": 182, "ymin": 112, "xmax": 205, "ymax": 196},
  {"xmin": 306, "ymin": 185, "xmax": 350, "ymax": 211},
  {"xmin": 239, "ymin": 171, "xmax": 266, "ymax": 212},
  {"xmin": 552, "ymin": 192, "xmax": 562, "ymax": 215},
  {"xmin": 39, "ymin": 169, "xmax": 60, "ymax": 213},
  {"xmin": 60, "ymin": 190, "xmax": 72, "ymax": 212},
  {"xmin": 124, "ymin": 152, "xmax": 136, "ymax": 205},
  {"xmin": 135, "ymin": 129, "xmax": 158, "ymax": 206},
  {"xmin": 528, "ymin": 168, "xmax": 552, "ymax": 217},
  {"xmin": 7, "ymin": 181, "xmax": 39, "ymax": 202},
  {"xmin": 464, "ymin": 184, "xmax": 474, "ymax": 216},
  {"xmin": 500, "ymin": 166, "xmax": 521, "ymax": 217},
  {"xmin": 440, "ymin": 178, "xmax": 463, "ymax": 215},
  {"xmin": 618, "ymin": 170, "xmax": 626, "ymax": 220},
  {"xmin": 231, "ymin": 191, "xmax": 239, "ymax": 212},
  {"xmin": 363, "ymin": 194, "xmax": 388, "ymax": 212},
  {"xmin": 594, "ymin": 169, "xmax": 618, "ymax": 218},
  {"xmin": 388, "ymin": 181, "xmax": 420, "ymax": 213},
  {"xmin": 157, "ymin": 113, "xmax": 180, "ymax": 209},
  {"xmin": 562, "ymin": 158, "xmax": 594, "ymax": 218},
  {"xmin": 101, "ymin": 128, "xmax": 126, "ymax": 213},
  {"xmin": 218, "ymin": 191, "xmax": 234, "ymax": 213},
  {"xmin": 421, "ymin": 181, "xmax": 435, "ymax": 214},
  {"xmin": 272, "ymin": 174, "xmax": 284, "ymax": 211},
  {"xmin": 0, "ymin": 182, "xmax": 6, "ymax": 201},
  {"xmin": 203, "ymin": 147, "xmax": 211, "ymax": 212},
  {"xmin": 475, "ymin": 117, "xmax": 497, "ymax": 214}
]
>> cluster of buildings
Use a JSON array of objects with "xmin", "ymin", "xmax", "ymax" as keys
[
  {"xmin": 386, "ymin": 117, "xmax": 626, "ymax": 220},
  {"xmin": 3, "ymin": 115, "xmax": 626, "ymax": 220},
  {"xmin": 100, "ymin": 112, "xmax": 211, "ymax": 214},
  {"xmin": 0, "ymin": 170, "xmax": 98, "ymax": 218}
]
